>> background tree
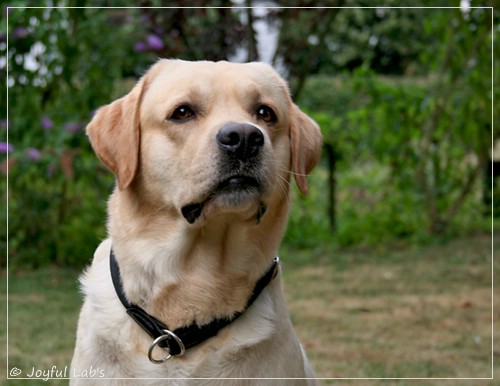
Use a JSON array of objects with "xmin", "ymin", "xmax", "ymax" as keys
[
  {"xmin": 132, "ymin": 1, "xmax": 244, "ymax": 62},
  {"xmin": 269, "ymin": 2, "xmax": 345, "ymax": 98},
  {"xmin": 273, "ymin": 4, "xmax": 497, "ymax": 238}
]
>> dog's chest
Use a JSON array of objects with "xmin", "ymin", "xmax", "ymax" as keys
[{"xmin": 82, "ymin": 254, "xmax": 279, "ymax": 380}]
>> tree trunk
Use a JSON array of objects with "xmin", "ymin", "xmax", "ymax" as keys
[
  {"xmin": 325, "ymin": 143, "xmax": 337, "ymax": 232},
  {"xmin": 245, "ymin": 1, "xmax": 259, "ymax": 62}
]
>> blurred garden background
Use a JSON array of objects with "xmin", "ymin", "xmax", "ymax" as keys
[{"xmin": 2, "ymin": 1, "xmax": 499, "ymax": 383}]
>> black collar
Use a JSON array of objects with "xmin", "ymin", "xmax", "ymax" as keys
[{"xmin": 109, "ymin": 248, "xmax": 279, "ymax": 363}]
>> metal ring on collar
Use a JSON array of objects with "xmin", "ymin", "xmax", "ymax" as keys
[
  {"xmin": 272, "ymin": 256, "xmax": 280, "ymax": 279},
  {"xmin": 147, "ymin": 329, "xmax": 186, "ymax": 364}
]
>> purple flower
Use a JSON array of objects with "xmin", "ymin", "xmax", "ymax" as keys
[
  {"xmin": 25, "ymin": 148, "xmax": 41, "ymax": 161},
  {"xmin": 134, "ymin": 42, "xmax": 147, "ymax": 52},
  {"xmin": 146, "ymin": 34, "xmax": 164, "ymax": 51},
  {"xmin": 41, "ymin": 116, "xmax": 54, "ymax": 130},
  {"xmin": 0, "ymin": 142, "xmax": 14, "ymax": 153},
  {"xmin": 0, "ymin": 119, "xmax": 8, "ymax": 129},
  {"xmin": 12, "ymin": 27, "xmax": 30, "ymax": 40},
  {"xmin": 64, "ymin": 121, "xmax": 83, "ymax": 133}
]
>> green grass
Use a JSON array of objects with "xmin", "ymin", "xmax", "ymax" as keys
[
  {"xmin": 2, "ymin": 233, "xmax": 497, "ymax": 385},
  {"xmin": 2, "ymin": 267, "xmax": 81, "ymax": 385},
  {"xmin": 282, "ymin": 233, "xmax": 497, "ymax": 385}
]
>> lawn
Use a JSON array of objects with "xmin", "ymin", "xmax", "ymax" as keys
[{"xmin": 1, "ymin": 233, "xmax": 497, "ymax": 385}]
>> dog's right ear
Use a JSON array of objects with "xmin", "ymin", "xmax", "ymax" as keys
[
  {"xmin": 290, "ymin": 105, "xmax": 323, "ymax": 195},
  {"xmin": 86, "ymin": 78, "xmax": 146, "ymax": 190}
]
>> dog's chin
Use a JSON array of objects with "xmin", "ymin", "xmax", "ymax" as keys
[{"xmin": 181, "ymin": 177, "xmax": 267, "ymax": 226}]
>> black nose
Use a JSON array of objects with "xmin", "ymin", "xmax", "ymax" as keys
[{"xmin": 216, "ymin": 123, "xmax": 264, "ymax": 159}]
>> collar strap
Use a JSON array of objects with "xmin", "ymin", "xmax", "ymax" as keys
[{"xmin": 110, "ymin": 249, "xmax": 279, "ymax": 362}]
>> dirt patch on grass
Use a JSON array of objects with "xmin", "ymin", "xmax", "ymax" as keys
[{"xmin": 3, "ymin": 293, "xmax": 47, "ymax": 302}]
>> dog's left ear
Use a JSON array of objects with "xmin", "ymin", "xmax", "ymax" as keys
[
  {"xmin": 86, "ymin": 77, "xmax": 147, "ymax": 190},
  {"xmin": 290, "ymin": 105, "xmax": 323, "ymax": 195}
]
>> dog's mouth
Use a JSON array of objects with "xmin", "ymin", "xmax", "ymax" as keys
[
  {"xmin": 216, "ymin": 175, "xmax": 260, "ymax": 192},
  {"xmin": 181, "ymin": 175, "xmax": 266, "ymax": 224}
]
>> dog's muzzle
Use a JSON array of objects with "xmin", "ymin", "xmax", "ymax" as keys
[{"xmin": 181, "ymin": 123, "xmax": 268, "ymax": 225}]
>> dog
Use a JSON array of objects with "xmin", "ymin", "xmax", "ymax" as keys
[{"xmin": 70, "ymin": 59, "xmax": 322, "ymax": 385}]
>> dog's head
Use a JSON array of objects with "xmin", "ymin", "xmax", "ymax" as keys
[{"xmin": 87, "ymin": 60, "xmax": 322, "ymax": 226}]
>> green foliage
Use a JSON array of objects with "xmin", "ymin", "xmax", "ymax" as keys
[
  {"xmin": 318, "ymin": 1, "xmax": 435, "ymax": 75},
  {"xmin": 348, "ymin": 7, "xmax": 495, "ymax": 236},
  {"xmin": 2, "ymin": 5, "xmax": 496, "ymax": 267},
  {"xmin": 3, "ymin": 6, "xmax": 134, "ymax": 267},
  {"xmin": 285, "ymin": 6, "xmax": 495, "ymax": 248}
]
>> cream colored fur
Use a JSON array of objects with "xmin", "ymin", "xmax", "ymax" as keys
[{"xmin": 70, "ymin": 60, "xmax": 322, "ymax": 385}]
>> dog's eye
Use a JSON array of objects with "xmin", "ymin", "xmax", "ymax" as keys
[
  {"xmin": 170, "ymin": 105, "xmax": 195, "ymax": 121},
  {"xmin": 256, "ymin": 105, "xmax": 277, "ymax": 123}
]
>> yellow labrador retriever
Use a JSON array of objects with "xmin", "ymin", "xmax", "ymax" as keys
[{"xmin": 71, "ymin": 59, "xmax": 322, "ymax": 385}]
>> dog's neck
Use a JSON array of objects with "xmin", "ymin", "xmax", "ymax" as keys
[{"xmin": 106, "ymin": 186, "xmax": 289, "ymax": 329}]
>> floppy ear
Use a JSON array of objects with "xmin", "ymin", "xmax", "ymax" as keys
[
  {"xmin": 86, "ymin": 78, "xmax": 146, "ymax": 190},
  {"xmin": 290, "ymin": 105, "xmax": 323, "ymax": 195}
]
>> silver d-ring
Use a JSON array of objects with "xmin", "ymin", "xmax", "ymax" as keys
[{"xmin": 147, "ymin": 329, "xmax": 186, "ymax": 364}]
